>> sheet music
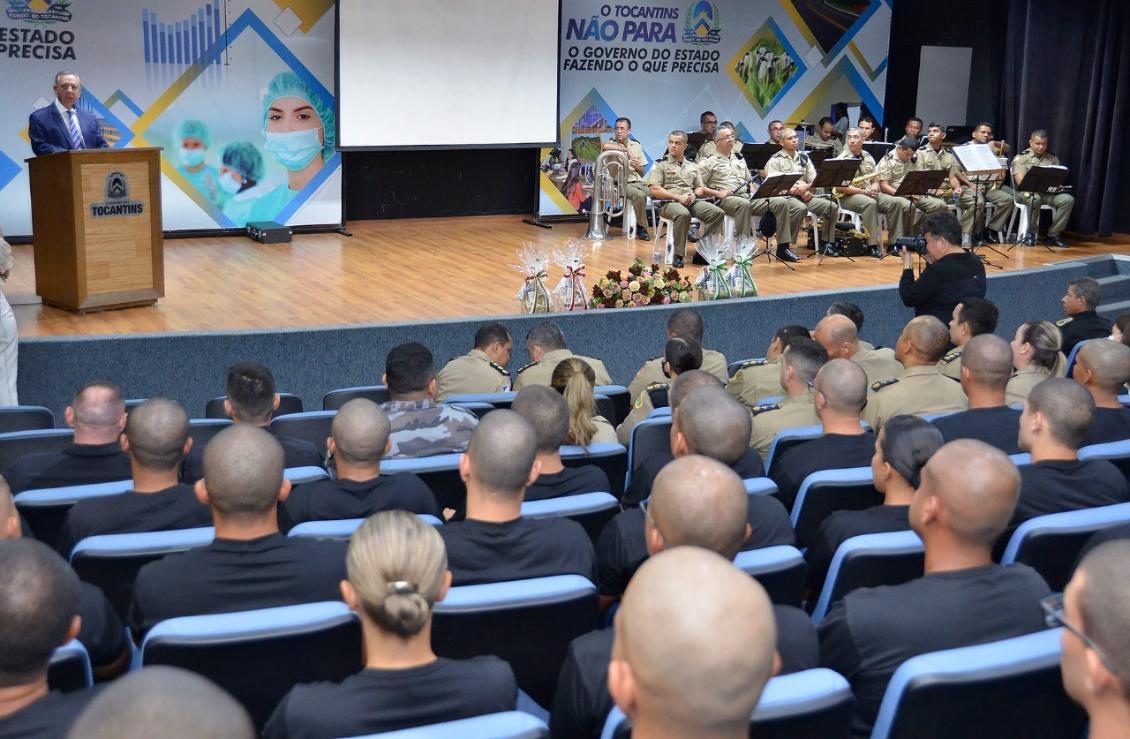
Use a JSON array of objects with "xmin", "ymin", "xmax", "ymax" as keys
[{"xmin": 953, "ymin": 143, "xmax": 1004, "ymax": 176}]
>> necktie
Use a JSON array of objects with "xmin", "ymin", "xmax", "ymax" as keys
[{"xmin": 66, "ymin": 110, "xmax": 83, "ymax": 150}]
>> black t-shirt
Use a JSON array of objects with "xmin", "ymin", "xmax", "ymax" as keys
[
  {"xmin": 933, "ymin": 406, "xmax": 1022, "ymax": 454},
  {"xmin": 805, "ymin": 505, "xmax": 911, "ymax": 595},
  {"xmin": 181, "ymin": 430, "xmax": 323, "ymax": 484},
  {"xmin": 898, "ymin": 251, "xmax": 987, "ymax": 325},
  {"xmin": 1059, "ymin": 311, "xmax": 1111, "ymax": 355},
  {"xmin": 128, "ymin": 533, "xmax": 347, "ymax": 637},
  {"xmin": 439, "ymin": 517, "xmax": 595, "ymax": 586},
  {"xmin": 3, "ymin": 441, "xmax": 131, "ymax": 494},
  {"xmin": 1084, "ymin": 406, "xmax": 1130, "ymax": 446},
  {"xmin": 550, "ymin": 603, "xmax": 818, "ymax": 739},
  {"xmin": 262, "ymin": 657, "xmax": 517, "ymax": 739},
  {"xmin": 774, "ymin": 432, "xmax": 875, "ymax": 508},
  {"xmin": 278, "ymin": 474, "xmax": 438, "ymax": 532},
  {"xmin": 818, "ymin": 563, "xmax": 1051, "ymax": 736},
  {"xmin": 623, "ymin": 449, "xmax": 765, "ymax": 507},
  {"xmin": 78, "ymin": 581, "xmax": 128, "ymax": 669},
  {"xmin": 524, "ymin": 465, "xmax": 611, "ymax": 502},
  {"xmin": 58, "ymin": 483, "xmax": 212, "ymax": 556},
  {"xmin": 1013, "ymin": 458, "xmax": 1129, "ymax": 526},
  {"xmin": 0, "ymin": 686, "xmax": 105, "ymax": 739},
  {"xmin": 595, "ymin": 496, "xmax": 794, "ymax": 597}
]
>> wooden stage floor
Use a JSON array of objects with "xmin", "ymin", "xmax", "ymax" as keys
[{"xmin": 9, "ymin": 215, "xmax": 1130, "ymax": 337}]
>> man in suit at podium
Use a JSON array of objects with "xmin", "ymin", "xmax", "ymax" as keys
[{"xmin": 28, "ymin": 71, "xmax": 108, "ymax": 156}]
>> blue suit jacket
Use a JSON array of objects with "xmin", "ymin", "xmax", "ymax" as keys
[{"xmin": 28, "ymin": 104, "xmax": 108, "ymax": 156}]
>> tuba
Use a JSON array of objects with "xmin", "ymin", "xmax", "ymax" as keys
[{"xmin": 583, "ymin": 149, "xmax": 628, "ymax": 240}]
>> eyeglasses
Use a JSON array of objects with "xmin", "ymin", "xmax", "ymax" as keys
[
  {"xmin": 640, "ymin": 497, "xmax": 664, "ymax": 539},
  {"xmin": 1040, "ymin": 593, "xmax": 1121, "ymax": 675}
]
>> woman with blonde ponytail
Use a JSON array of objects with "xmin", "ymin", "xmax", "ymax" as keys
[
  {"xmin": 1007, "ymin": 321, "xmax": 1064, "ymax": 405},
  {"xmin": 263, "ymin": 511, "xmax": 516, "ymax": 737},
  {"xmin": 551, "ymin": 358, "xmax": 618, "ymax": 447}
]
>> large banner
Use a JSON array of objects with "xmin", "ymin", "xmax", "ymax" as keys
[
  {"xmin": 539, "ymin": 0, "xmax": 892, "ymax": 217},
  {"xmin": 0, "ymin": 0, "xmax": 340, "ymax": 237}
]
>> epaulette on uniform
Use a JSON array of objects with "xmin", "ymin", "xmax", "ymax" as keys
[
  {"xmin": 489, "ymin": 361, "xmax": 509, "ymax": 376},
  {"xmin": 647, "ymin": 355, "xmax": 663, "ymax": 363},
  {"xmin": 872, "ymin": 378, "xmax": 899, "ymax": 392},
  {"xmin": 941, "ymin": 349, "xmax": 961, "ymax": 364},
  {"xmin": 516, "ymin": 360, "xmax": 538, "ymax": 375},
  {"xmin": 741, "ymin": 359, "xmax": 767, "ymax": 369},
  {"xmin": 645, "ymin": 381, "xmax": 669, "ymax": 390},
  {"xmin": 1055, "ymin": 317, "xmax": 1073, "ymax": 327},
  {"xmin": 750, "ymin": 403, "xmax": 780, "ymax": 416}
]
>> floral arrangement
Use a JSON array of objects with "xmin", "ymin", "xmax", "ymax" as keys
[
  {"xmin": 693, "ymin": 233, "xmax": 734, "ymax": 301},
  {"xmin": 589, "ymin": 257, "xmax": 693, "ymax": 309},
  {"xmin": 552, "ymin": 239, "xmax": 589, "ymax": 311},
  {"xmin": 513, "ymin": 243, "xmax": 551, "ymax": 313}
]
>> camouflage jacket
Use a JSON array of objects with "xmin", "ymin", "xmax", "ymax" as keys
[{"xmin": 380, "ymin": 399, "xmax": 478, "ymax": 459}]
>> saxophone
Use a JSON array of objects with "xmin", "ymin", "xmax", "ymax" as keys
[{"xmin": 833, "ymin": 170, "xmax": 881, "ymax": 199}]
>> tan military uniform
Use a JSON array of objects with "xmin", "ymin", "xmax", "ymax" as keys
[
  {"xmin": 697, "ymin": 139, "xmax": 743, "ymax": 160},
  {"xmin": 1005, "ymin": 366, "xmax": 1055, "ymax": 406},
  {"xmin": 627, "ymin": 349, "xmax": 729, "ymax": 403},
  {"xmin": 852, "ymin": 347, "xmax": 904, "ymax": 387},
  {"xmin": 727, "ymin": 357, "xmax": 785, "ymax": 410},
  {"xmin": 615, "ymin": 139, "xmax": 649, "ymax": 231},
  {"xmin": 749, "ymin": 393, "xmax": 820, "ymax": 462},
  {"xmin": 592, "ymin": 416, "xmax": 619, "ymax": 445},
  {"xmin": 953, "ymin": 143, "xmax": 1014, "ymax": 233},
  {"xmin": 696, "ymin": 153, "xmax": 755, "ymax": 237},
  {"xmin": 833, "ymin": 151, "xmax": 881, "ymax": 245},
  {"xmin": 863, "ymin": 365, "xmax": 969, "ymax": 429},
  {"xmin": 647, "ymin": 157, "xmax": 725, "ymax": 258},
  {"xmin": 858, "ymin": 339, "xmax": 876, "ymax": 352},
  {"xmin": 877, "ymin": 150, "xmax": 920, "ymax": 241},
  {"xmin": 765, "ymin": 149, "xmax": 838, "ymax": 246},
  {"xmin": 913, "ymin": 144, "xmax": 960, "ymax": 219},
  {"xmin": 936, "ymin": 346, "xmax": 964, "ymax": 381},
  {"xmin": 807, "ymin": 135, "xmax": 843, "ymax": 156},
  {"xmin": 435, "ymin": 349, "xmax": 511, "ymax": 400},
  {"xmin": 616, "ymin": 382, "xmax": 664, "ymax": 446},
  {"xmin": 513, "ymin": 349, "xmax": 613, "ymax": 390},
  {"xmin": 1008, "ymin": 149, "xmax": 1074, "ymax": 237}
]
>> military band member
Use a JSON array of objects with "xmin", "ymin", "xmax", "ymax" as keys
[
  {"xmin": 877, "ymin": 137, "xmax": 924, "ymax": 243},
  {"xmin": 904, "ymin": 117, "xmax": 924, "ymax": 145},
  {"xmin": 914, "ymin": 123, "xmax": 967, "ymax": 228},
  {"xmin": 833, "ymin": 128, "xmax": 884, "ymax": 258},
  {"xmin": 435, "ymin": 323, "xmax": 513, "ymax": 399},
  {"xmin": 857, "ymin": 115, "xmax": 880, "ymax": 142},
  {"xmin": 766, "ymin": 128, "xmax": 839, "ymax": 257},
  {"xmin": 698, "ymin": 119, "xmax": 744, "ymax": 160},
  {"xmin": 806, "ymin": 116, "xmax": 843, "ymax": 156},
  {"xmin": 1009, "ymin": 129, "xmax": 1074, "ymax": 247},
  {"xmin": 647, "ymin": 130, "xmax": 725, "ymax": 268},
  {"xmin": 766, "ymin": 119, "xmax": 785, "ymax": 145},
  {"xmin": 602, "ymin": 117, "xmax": 650, "ymax": 241},
  {"xmin": 953, "ymin": 122, "xmax": 1015, "ymax": 243},
  {"xmin": 696, "ymin": 126, "xmax": 755, "ymax": 238}
]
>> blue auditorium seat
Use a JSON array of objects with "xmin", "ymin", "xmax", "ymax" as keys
[
  {"xmin": 560, "ymin": 442, "xmax": 627, "ymax": 495},
  {"xmin": 744, "ymin": 477, "xmax": 779, "ymax": 496},
  {"xmin": 204, "ymin": 392, "xmax": 303, "ymax": 419},
  {"xmin": 14, "ymin": 478, "xmax": 132, "ymax": 546},
  {"xmin": 323, "ymin": 384, "xmax": 390, "ymax": 410},
  {"xmin": 344, "ymin": 711, "xmax": 548, "ymax": 738},
  {"xmin": 381, "ymin": 453, "xmax": 464, "ymax": 511},
  {"xmin": 595, "ymin": 385, "xmax": 630, "ymax": 426},
  {"xmin": 270, "ymin": 410, "xmax": 336, "ymax": 456},
  {"xmin": 733, "ymin": 546, "xmax": 807, "ymax": 606},
  {"xmin": 790, "ymin": 467, "xmax": 881, "ymax": 548},
  {"xmin": 1001, "ymin": 502, "xmax": 1130, "ymax": 591},
  {"xmin": 809, "ymin": 530, "xmax": 924, "ymax": 622},
  {"xmin": 283, "ymin": 466, "xmax": 329, "ymax": 485},
  {"xmin": 1079, "ymin": 438, "xmax": 1130, "ymax": 484},
  {"xmin": 48, "ymin": 639, "xmax": 92, "ymax": 693},
  {"xmin": 624, "ymin": 417, "xmax": 672, "ymax": 494},
  {"xmin": 0, "ymin": 405, "xmax": 55, "ymax": 433},
  {"xmin": 188, "ymin": 418, "xmax": 232, "ymax": 449},
  {"xmin": 1063, "ymin": 342, "xmax": 1083, "ymax": 378},
  {"xmin": 0, "ymin": 427, "xmax": 74, "ymax": 472},
  {"xmin": 765, "ymin": 423, "xmax": 824, "ymax": 481},
  {"xmin": 520, "ymin": 492, "xmax": 619, "ymax": 542},
  {"xmin": 287, "ymin": 515, "xmax": 443, "ymax": 540}
]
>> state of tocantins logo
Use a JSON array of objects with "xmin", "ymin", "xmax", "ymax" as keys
[
  {"xmin": 683, "ymin": 1, "xmax": 721, "ymax": 45},
  {"xmin": 91, "ymin": 171, "xmax": 144, "ymax": 218},
  {"xmin": 6, "ymin": 0, "xmax": 73, "ymax": 24}
]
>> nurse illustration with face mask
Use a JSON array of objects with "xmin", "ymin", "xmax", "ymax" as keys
[
  {"xmin": 174, "ymin": 119, "xmax": 225, "ymax": 207},
  {"xmin": 219, "ymin": 141, "xmax": 267, "ymax": 227},
  {"xmin": 246, "ymin": 71, "xmax": 335, "ymax": 223}
]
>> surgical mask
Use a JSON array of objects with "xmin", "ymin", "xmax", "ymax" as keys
[
  {"xmin": 180, "ymin": 147, "xmax": 205, "ymax": 168},
  {"xmin": 264, "ymin": 128, "xmax": 322, "ymax": 171},
  {"xmin": 218, "ymin": 171, "xmax": 242, "ymax": 195}
]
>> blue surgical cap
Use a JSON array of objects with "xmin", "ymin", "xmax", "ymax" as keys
[
  {"xmin": 221, "ymin": 141, "xmax": 265, "ymax": 182},
  {"xmin": 174, "ymin": 119, "xmax": 210, "ymax": 148},
  {"xmin": 261, "ymin": 71, "xmax": 335, "ymax": 162}
]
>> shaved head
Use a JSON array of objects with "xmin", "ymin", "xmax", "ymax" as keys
[
  {"xmin": 466, "ymin": 409, "xmax": 537, "ymax": 497},
  {"xmin": 675, "ymin": 386, "xmax": 751, "ymax": 465},
  {"xmin": 331, "ymin": 399, "xmax": 391, "ymax": 464},
  {"xmin": 611, "ymin": 547, "xmax": 776, "ymax": 735},
  {"xmin": 201, "ymin": 425, "xmax": 285, "ymax": 518},
  {"xmin": 1023, "ymin": 378, "xmax": 1094, "ymax": 450},
  {"xmin": 124, "ymin": 398, "xmax": 190, "ymax": 471},
  {"xmin": 1077, "ymin": 340, "xmax": 1130, "ymax": 392},
  {"xmin": 814, "ymin": 314, "xmax": 859, "ymax": 359},
  {"xmin": 511, "ymin": 385, "xmax": 570, "ymax": 452},
  {"xmin": 914, "ymin": 440, "xmax": 1019, "ymax": 546},
  {"xmin": 815, "ymin": 358, "xmax": 867, "ymax": 414},
  {"xmin": 962, "ymin": 334, "xmax": 1013, "ymax": 390},
  {"xmin": 0, "ymin": 539, "xmax": 78, "ymax": 686},
  {"xmin": 1072, "ymin": 541, "xmax": 1130, "ymax": 701},
  {"xmin": 668, "ymin": 370, "xmax": 723, "ymax": 410},
  {"xmin": 647, "ymin": 456, "xmax": 749, "ymax": 560},
  {"xmin": 71, "ymin": 381, "xmax": 125, "ymax": 429},
  {"xmin": 903, "ymin": 316, "xmax": 951, "ymax": 363}
]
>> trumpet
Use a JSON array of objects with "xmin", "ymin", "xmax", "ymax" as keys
[
  {"xmin": 583, "ymin": 149, "xmax": 628, "ymax": 240},
  {"xmin": 833, "ymin": 170, "xmax": 881, "ymax": 199}
]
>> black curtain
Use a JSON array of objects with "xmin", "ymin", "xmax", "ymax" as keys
[{"xmin": 997, "ymin": 0, "xmax": 1130, "ymax": 236}]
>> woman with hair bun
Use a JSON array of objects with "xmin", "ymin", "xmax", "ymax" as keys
[
  {"xmin": 263, "ymin": 510, "xmax": 516, "ymax": 738},
  {"xmin": 1007, "ymin": 321, "xmax": 1064, "ymax": 405}
]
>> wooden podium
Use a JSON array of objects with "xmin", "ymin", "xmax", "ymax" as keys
[{"xmin": 26, "ymin": 147, "xmax": 164, "ymax": 312}]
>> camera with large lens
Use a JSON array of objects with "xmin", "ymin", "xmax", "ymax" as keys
[{"xmin": 894, "ymin": 235, "xmax": 928, "ymax": 255}]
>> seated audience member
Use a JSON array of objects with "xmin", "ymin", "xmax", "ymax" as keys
[
  {"xmin": 551, "ymin": 358, "xmax": 618, "ymax": 447},
  {"xmin": 617, "ymin": 337, "xmax": 702, "ymax": 445},
  {"xmin": 510, "ymin": 386, "xmax": 610, "ymax": 501},
  {"xmin": 129, "ymin": 425, "xmax": 346, "ymax": 638},
  {"xmin": 626, "ymin": 309, "xmax": 728, "ymax": 402},
  {"xmin": 380, "ymin": 343, "xmax": 478, "ymax": 459},
  {"xmin": 863, "ymin": 316, "xmax": 968, "ymax": 429},
  {"xmin": 608, "ymin": 547, "xmax": 777, "ymax": 739},
  {"xmin": 552, "ymin": 456, "xmax": 816, "ymax": 738},
  {"xmin": 434, "ymin": 322, "xmax": 512, "ymax": 399},
  {"xmin": 774, "ymin": 358, "xmax": 875, "ymax": 507},
  {"xmin": 1007, "ymin": 320, "xmax": 1065, "ymax": 405},
  {"xmin": 1111, "ymin": 313, "xmax": 1130, "ymax": 345},
  {"xmin": 727, "ymin": 324, "xmax": 810, "ymax": 409},
  {"xmin": 826, "ymin": 301, "xmax": 878, "ymax": 352},
  {"xmin": 805, "ymin": 416, "xmax": 943, "ymax": 596},
  {"xmin": 750, "ymin": 338, "xmax": 828, "ymax": 461},
  {"xmin": 58, "ymin": 398, "xmax": 210, "ymax": 557},
  {"xmin": 1055, "ymin": 541, "xmax": 1130, "ymax": 739},
  {"xmin": 278, "ymin": 400, "xmax": 437, "ymax": 532},
  {"xmin": 438, "ymin": 410, "xmax": 594, "ymax": 585},
  {"xmin": 623, "ymin": 370, "xmax": 764, "ymax": 506},
  {"xmin": 0, "ymin": 539, "xmax": 102, "ymax": 739},
  {"xmin": 938, "ymin": 297, "xmax": 999, "ymax": 380},
  {"xmin": 67, "ymin": 666, "xmax": 253, "ymax": 739},
  {"xmin": 3, "ymin": 381, "xmax": 130, "ymax": 494},
  {"xmin": 182, "ymin": 362, "xmax": 322, "ymax": 482},
  {"xmin": 1072, "ymin": 339, "xmax": 1130, "ymax": 445},
  {"xmin": 0, "ymin": 482, "xmax": 128, "ymax": 678},
  {"xmin": 819, "ymin": 440, "xmax": 1052, "ymax": 735},
  {"xmin": 599, "ymin": 387, "xmax": 792, "ymax": 604},
  {"xmin": 1012, "ymin": 378, "xmax": 1127, "ymax": 527},
  {"xmin": 1057, "ymin": 277, "xmax": 1112, "ymax": 356},
  {"xmin": 931, "ymin": 334, "xmax": 1022, "ymax": 453},
  {"xmin": 513, "ymin": 322, "xmax": 612, "ymax": 390},
  {"xmin": 813, "ymin": 314, "xmax": 901, "ymax": 388},
  {"xmin": 264, "ymin": 511, "xmax": 516, "ymax": 738}
]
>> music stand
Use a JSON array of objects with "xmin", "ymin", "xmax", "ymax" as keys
[
  {"xmin": 862, "ymin": 142, "xmax": 895, "ymax": 162},
  {"xmin": 806, "ymin": 149, "xmax": 834, "ymax": 169},
  {"xmin": 892, "ymin": 169, "xmax": 948, "ymax": 199},
  {"xmin": 808, "ymin": 158, "xmax": 863, "ymax": 262},
  {"xmin": 742, "ymin": 143, "xmax": 781, "ymax": 173},
  {"xmin": 952, "ymin": 144, "xmax": 1009, "ymax": 259},
  {"xmin": 686, "ymin": 131, "xmax": 709, "ymax": 160},
  {"xmin": 1011, "ymin": 165, "xmax": 1069, "ymax": 248},
  {"xmin": 750, "ymin": 173, "xmax": 803, "ymax": 271}
]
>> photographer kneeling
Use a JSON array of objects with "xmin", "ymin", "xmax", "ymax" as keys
[{"xmin": 897, "ymin": 212, "xmax": 986, "ymax": 325}]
